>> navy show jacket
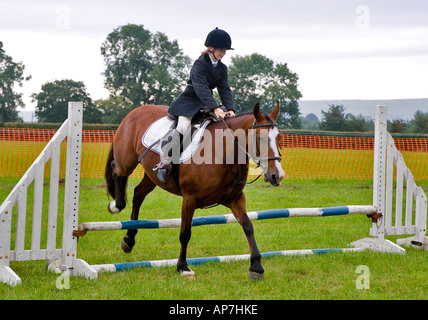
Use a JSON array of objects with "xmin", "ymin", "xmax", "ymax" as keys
[{"xmin": 169, "ymin": 53, "xmax": 235, "ymax": 117}]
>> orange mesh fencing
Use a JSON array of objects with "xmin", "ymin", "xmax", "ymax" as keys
[
  {"xmin": 275, "ymin": 132, "xmax": 427, "ymax": 180},
  {"xmin": 275, "ymin": 133, "xmax": 376, "ymax": 179},
  {"xmin": 0, "ymin": 128, "xmax": 62, "ymax": 178},
  {"xmin": 0, "ymin": 128, "xmax": 427, "ymax": 181}
]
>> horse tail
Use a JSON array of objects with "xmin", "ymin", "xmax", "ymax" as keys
[{"xmin": 105, "ymin": 144, "xmax": 116, "ymax": 199}]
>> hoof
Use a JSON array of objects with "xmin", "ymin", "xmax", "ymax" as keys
[
  {"xmin": 181, "ymin": 269, "xmax": 195, "ymax": 280},
  {"xmin": 108, "ymin": 200, "xmax": 120, "ymax": 214},
  {"xmin": 121, "ymin": 238, "xmax": 133, "ymax": 254},
  {"xmin": 249, "ymin": 271, "xmax": 264, "ymax": 280}
]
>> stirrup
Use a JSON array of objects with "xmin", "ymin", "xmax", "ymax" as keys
[
  {"xmin": 153, "ymin": 161, "xmax": 170, "ymax": 172},
  {"xmin": 153, "ymin": 162, "xmax": 162, "ymax": 172},
  {"xmin": 153, "ymin": 162, "xmax": 171, "ymax": 184}
]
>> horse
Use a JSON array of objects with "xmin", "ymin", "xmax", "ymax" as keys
[{"xmin": 104, "ymin": 102, "xmax": 285, "ymax": 279}]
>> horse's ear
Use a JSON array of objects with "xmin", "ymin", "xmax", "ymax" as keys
[
  {"xmin": 253, "ymin": 103, "xmax": 262, "ymax": 121},
  {"xmin": 271, "ymin": 101, "xmax": 280, "ymax": 121}
]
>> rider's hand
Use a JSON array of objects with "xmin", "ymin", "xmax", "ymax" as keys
[
  {"xmin": 226, "ymin": 110, "xmax": 236, "ymax": 117},
  {"xmin": 214, "ymin": 107, "xmax": 227, "ymax": 120}
]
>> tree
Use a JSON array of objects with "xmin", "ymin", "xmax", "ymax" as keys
[
  {"xmin": 319, "ymin": 104, "xmax": 348, "ymax": 131},
  {"xmin": 32, "ymin": 79, "xmax": 102, "ymax": 123},
  {"xmin": 408, "ymin": 110, "xmax": 428, "ymax": 133},
  {"xmin": 95, "ymin": 96, "xmax": 133, "ymax": 124},
  {"xmin": 346, "ymin": 114, "xmax": 371, "ymax": 132},
  {"xmin": 300, "ymin": 113, "xmax": 320, "ymax": 130},
  {"xmin": 228, "ymin": 53, "xmax": 302, "ymax": 128},
  {"xmin": 306, "ymin": 113, "xmax": 319, "ymax": 122},
  {"xmin": 0, "ymin": 41, "xmax": 31, "ymax": 122},
  {"xmin": 319, "ymin": 104, "xmax": 370, "ymax": 132},
  {"xmin": 101, "ymin": 24, "xmax": 191, "ymax": 108},
  {"xmin": 388, "ymin": 119, "xmax": 407, "ymax": 133}
]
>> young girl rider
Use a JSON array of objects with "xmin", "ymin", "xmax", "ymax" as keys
[{"xmin": 154, "ymin": 28, "xmax": 236, "ymax": 183}]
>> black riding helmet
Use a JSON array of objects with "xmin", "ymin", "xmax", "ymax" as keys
[{"xmin": 204, "ymin": 27, "xmax": 234, "ymax": 50}]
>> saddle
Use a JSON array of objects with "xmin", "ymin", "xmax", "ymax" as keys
[
  {"xmin": 141, "ymin": 106, "xmax": 223, "ymax": 163},
  {"xmin": 168, "ymin": 105, "xmax": 224, "ymax": 131}
]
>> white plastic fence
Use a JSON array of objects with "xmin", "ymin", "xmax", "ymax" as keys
[
  {"xmin": 0, "ymin": 102, "xmax": 96, "ymax": 286},
  {"xmin": 367, "ymin": 106, "xmax": 427, "ymax": 247}
]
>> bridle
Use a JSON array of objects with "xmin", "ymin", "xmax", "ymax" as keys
[
  {"xmin": 203, "ymin": 116, "xmax": 283, "ymax": 209},
  {"xmin": 221, "ymin": 117, "xmax": 282, "ymax": 176},
  {"xmin": 250, "ymin": 120, "xmax": 282, "ymax": 170}
]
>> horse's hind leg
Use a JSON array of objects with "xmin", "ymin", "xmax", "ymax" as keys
[
  {"xmin": 121, "ymin": 173, "xmax": 156, "ymax": 253},
  {"xmin": 106, "ymin": 144, "xmax": 139, "ymax": 214},
  {"xmin": 106, "ymin": 147, "xmax": 129, "ymax": 214},
  {"xmin": 227, "ymin": 192, "xmax": 264, "ymax": 280},
  {"xmin": 108, "ymin": 174, "xmax": 128, "ymax": 213}
]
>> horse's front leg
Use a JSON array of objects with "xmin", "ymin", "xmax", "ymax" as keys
[
  {"xmin": 177, "ymin": 195, "xmax": 196, "ymax": 278},
  {"xmin": 228, "ymin": 192, "xmax": 264, "ymax": 280}
]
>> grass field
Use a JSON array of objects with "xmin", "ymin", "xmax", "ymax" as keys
[{"xmin": 1, "ymin": 177, "xmax": 427, "ymax": 300}]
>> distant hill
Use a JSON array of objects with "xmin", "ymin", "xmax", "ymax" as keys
[{"xmin": 298, "ymin": 99, "xmax": 428, "ymax": 121}]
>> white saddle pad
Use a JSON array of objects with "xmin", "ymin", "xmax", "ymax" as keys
[{"xmin": 142, "ymin": 116, "xmax": 211, "ymax": 163}]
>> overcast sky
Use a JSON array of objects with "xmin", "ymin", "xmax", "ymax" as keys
[{"xmin": 1, "ymin": 0, "xmax": 427, "ymax": 112}]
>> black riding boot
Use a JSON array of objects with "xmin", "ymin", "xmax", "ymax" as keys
[{"xmin": 153, "ymin": 129, "xmax": 183, "ymax": 184}]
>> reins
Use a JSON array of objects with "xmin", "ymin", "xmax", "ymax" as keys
[
  {"xmin": 220, "ymin": 116, "xmax": 282, "ymax": 183},
  {"xmin": 203, "ymin": 116, "xmax": 281, "ymax": 209}
]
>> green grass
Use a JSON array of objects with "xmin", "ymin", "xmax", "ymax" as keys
[{"xmin": 0, "ymin": 178, "xmax": 427, "ymax": 300}]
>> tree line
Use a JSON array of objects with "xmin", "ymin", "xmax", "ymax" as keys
[
  {"xmin": 1, "ymin": 24, "xmax": 302, "ymax": 128},
  {"xmin": 301, "ymin": 104, "xmax": 428, "ymax": 134}
]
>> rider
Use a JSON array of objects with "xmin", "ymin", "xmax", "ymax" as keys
[{"xmin": 153, "ymin": 27, "xmax": 236, "ymax": 183}]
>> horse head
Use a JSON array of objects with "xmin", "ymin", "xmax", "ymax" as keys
[{"xmin": 251, "ymin": 102, "xmax": 285, "ymax": 186}]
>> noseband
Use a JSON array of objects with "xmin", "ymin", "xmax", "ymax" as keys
[{"xmin": 220, "ymin": 117, "xmax": 282, "ymax": 171}]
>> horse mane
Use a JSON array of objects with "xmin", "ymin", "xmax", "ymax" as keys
[{"xmin": 207, "ymin": 109, "xmax": 274, "ymax": 130}]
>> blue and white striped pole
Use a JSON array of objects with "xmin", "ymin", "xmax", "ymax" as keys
[
  {"xmin": 91, "ymin": 247, "xmax": 365, "ymax": 273},
  {"xmin": 77, "ymin": 205, "xmax": 376, "ymax": 234}
]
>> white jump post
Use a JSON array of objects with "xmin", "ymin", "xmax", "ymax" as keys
[
  {"xmin": 0, "ymin": 102, "xmax": 96, "ymax": 286},
  {"xmin": 351, "ymin": 105, "xmax": 427, "ymax": 251},
  {"xmin": 378, "ymin": 105, "xmax": 427, "ymax": 249}
]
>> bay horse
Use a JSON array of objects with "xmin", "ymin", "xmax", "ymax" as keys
[{"xmin": 104, "ymin": 102, "xmax": 285, "ymax": 279}]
